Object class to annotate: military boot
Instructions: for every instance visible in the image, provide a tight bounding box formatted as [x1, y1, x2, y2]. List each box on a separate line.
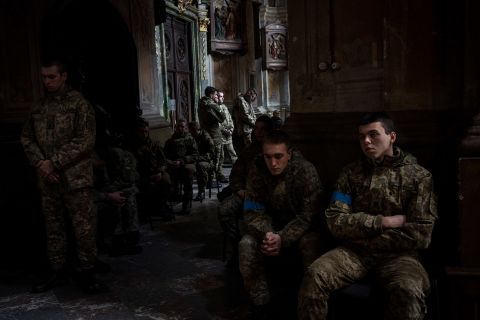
[31, 267, 69, 293]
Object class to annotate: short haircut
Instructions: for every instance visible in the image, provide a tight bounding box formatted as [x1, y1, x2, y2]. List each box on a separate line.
[263, 130, 291, 150]
[41, 59, 67, 74]
[204, 86, 217, 96]
[358, 112, 395, 134]
[255, 114, 274, 131]
[188, 121, 200, 130]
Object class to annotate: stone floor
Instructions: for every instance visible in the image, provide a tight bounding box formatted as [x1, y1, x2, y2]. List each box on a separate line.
[0, 166, 255, 320]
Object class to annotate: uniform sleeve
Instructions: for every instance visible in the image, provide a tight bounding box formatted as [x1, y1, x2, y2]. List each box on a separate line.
[325, 167, 384, 239]
[243, 171, 273, 240]
[208, 102, 226, 123]
[20, 113, 45, 167]
[362, 172, 438, 252]
[236, 98, 256, 127]
[278, 163, 322, 247]
[182, 137, 199, 164]
[229, 148, 251, 192]
[50, 100, 96, 170]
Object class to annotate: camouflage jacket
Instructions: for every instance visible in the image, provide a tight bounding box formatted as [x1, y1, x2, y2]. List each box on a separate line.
[229, 141, 262, 193]
[218, 104, 234, 144]
[21, 86, 96, 191]
[233, 94, 256, 136]
[193, 130, 215, 163]
[94, 147, 139, 203]
[132, 138, 167, 186]
[244, 150, 323, 248]
[326, 147, 437, 254]
[198, 96, 226, 143]
[164, 132, 199, 165]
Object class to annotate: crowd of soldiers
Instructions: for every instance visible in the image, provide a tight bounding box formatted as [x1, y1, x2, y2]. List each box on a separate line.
[22, 60, 437, 320]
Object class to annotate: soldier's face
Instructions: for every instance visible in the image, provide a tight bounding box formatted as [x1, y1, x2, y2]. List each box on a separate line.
[246, 90, 257, 103]
[135, 126, 149, 142]
[263, 143, 291, 175]
[358, 122, 396, 161]
[211, 91, 219, 103]
[41, 65, 67, 93]
[218, 92, 224, 104]
[254, 121, 269, 142]
[175, 121, 188, 134]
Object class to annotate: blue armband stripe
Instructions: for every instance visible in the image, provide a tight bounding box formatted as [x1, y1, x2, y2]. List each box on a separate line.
[244, 200, 265, 211]
[330, 191, 352, 206]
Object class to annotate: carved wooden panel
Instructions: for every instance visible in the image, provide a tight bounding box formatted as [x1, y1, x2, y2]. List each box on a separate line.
[165, 15, 193, 122]
[0, 0, 41, 124]
[174, 19, 190, 73]
[130, 0, 158, 115]
[288, 0, 433, 113]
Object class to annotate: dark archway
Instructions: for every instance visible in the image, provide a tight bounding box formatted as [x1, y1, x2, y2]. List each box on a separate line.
[40, 0, 141, 135]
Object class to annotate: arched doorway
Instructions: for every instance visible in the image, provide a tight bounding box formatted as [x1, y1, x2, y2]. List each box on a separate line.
[40, 0, 141, 135]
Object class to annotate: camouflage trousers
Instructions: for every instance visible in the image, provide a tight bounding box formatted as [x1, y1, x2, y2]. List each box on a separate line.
[114, 192, 140, 235]
[219, 142, 238, 167]
[298, 246, 430, 320]
[239, 232, 325, 306]
[196, 161, 213, 192]
[217, 194, 243, 242]
[169, 164, 196, 199]
[41, 186, 97, 271]
[213, 142, 224, 178]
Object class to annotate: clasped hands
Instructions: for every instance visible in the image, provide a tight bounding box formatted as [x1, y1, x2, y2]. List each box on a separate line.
[260, 231, 282, 256]
[37, 160, 59, 183]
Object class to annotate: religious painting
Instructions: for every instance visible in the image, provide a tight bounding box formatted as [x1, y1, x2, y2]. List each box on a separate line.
[209, 0, 244, 53]
[262, 23, 288, 70]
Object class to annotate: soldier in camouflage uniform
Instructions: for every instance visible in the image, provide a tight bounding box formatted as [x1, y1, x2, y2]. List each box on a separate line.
[233, 87, 257, 151]
[198, 86, 227, 183]
[239, 130, 325, 317]
[128, 118, 173, 222]
[217, 90, 238, 167]
[94, 132, 141, 256]
[217, 115, 273, 266]
[298, 112, 438, 320]
[188, 121, 214, 201]
[21, 60, 97, 293]
[164, 119, 199, 214]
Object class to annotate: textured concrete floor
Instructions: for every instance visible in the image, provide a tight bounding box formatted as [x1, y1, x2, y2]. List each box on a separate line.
[0, 166, 254, 320]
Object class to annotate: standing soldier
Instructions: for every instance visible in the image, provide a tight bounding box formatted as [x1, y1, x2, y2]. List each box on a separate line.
[198, 86, 226, 184]
[298, 112, 438, 320]
[233, 87, 257, 151]
[21, 60, 98, 293]
[217, 90, 238, 170]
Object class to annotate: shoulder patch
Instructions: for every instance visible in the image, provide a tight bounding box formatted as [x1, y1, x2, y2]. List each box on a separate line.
[330, 191, 352, 206]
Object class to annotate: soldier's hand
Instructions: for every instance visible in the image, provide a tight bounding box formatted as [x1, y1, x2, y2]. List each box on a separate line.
[108, 191, 127, 207]
[260, 232, 281, 256]
[382, 215, 406, 229]
[237, 190, 246, 199]
[151, 172, 162, 183]
[46, 172, 60, 183]
[38, 160, 55, 178]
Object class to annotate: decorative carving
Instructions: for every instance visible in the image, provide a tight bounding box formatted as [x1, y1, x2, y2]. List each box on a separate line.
[177, 37, 186, 61]
[177, 0, 194, 14]
[199, 17, 210, 32]
[262, 23, 288, 70]
[165, 34, 171, 58]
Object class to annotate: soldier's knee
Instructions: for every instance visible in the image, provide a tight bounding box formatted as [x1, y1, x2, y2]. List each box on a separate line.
[239, 234, 257, 252]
